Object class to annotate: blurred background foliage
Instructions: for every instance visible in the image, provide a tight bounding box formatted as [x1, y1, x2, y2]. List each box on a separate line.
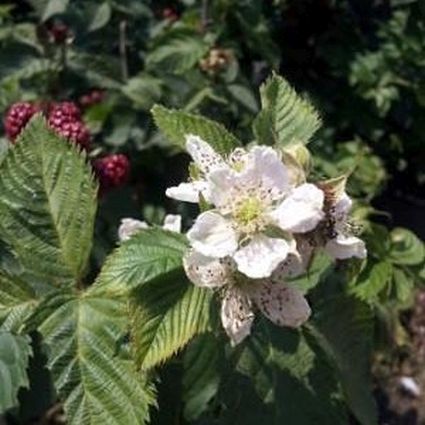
[0, 0, 424, 424]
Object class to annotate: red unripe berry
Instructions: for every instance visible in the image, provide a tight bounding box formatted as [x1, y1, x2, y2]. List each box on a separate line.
[93, 154, 130, 192]
[48, 101, 81, 120]
[4, 102, 40, 142]
[49, 22, 70, 44]
[47, 102, 90, 149]
[162, 7, 178, 22]
[79, 89, 105, 108]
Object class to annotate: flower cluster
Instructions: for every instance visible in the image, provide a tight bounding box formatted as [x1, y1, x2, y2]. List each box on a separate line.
[166, 135, 367, 345]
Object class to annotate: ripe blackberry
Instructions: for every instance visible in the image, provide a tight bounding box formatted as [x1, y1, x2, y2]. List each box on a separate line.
[4, 102, 39, 141]
[93, 154, 130, 191]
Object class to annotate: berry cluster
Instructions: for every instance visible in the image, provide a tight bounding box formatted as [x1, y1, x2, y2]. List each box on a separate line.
[3, 99, 130, 194]
[4, 102, 41, 141]
[47, 102, 90, 150]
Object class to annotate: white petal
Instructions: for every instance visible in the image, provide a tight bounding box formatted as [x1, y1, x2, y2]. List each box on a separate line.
[207, 166, 238, 210]
[221, 286, 254, 346]
[118, 218, 148, 241]
[162, 214, 182, 233]
[250, 281, 311, 328]
[165, 181, 211, 203]
[183, 250, 233, 288]
[234, 235, 289, 279]
[246, 146, 290, 197]
[187, 211, 238, 258]
[325, 234, 367, 259]
[333, 192, 353, 222]
[272, 183, 324, 233]
[186, 134, 226, 175]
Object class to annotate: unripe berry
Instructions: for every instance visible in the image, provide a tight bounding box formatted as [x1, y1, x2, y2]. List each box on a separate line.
[49, 22, 72, 44]
[93, 154, 130, 192]
[4, 102, 40, 141]
[47, 102, 90, 149]
[162, 7, 178, 22]
[79, 89, 105, 108]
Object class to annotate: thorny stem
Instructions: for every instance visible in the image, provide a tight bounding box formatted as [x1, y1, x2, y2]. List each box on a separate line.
[119, 20, 129, 81]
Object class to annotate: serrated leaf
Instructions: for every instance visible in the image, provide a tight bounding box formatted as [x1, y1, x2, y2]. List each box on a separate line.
[0, 272, 37, 332]
[253, 74, 321, 147]
[146, 30, 210, 74]
[235, 323, 347, 424]
[314, 296, 378, 425]
[0, 116, 97, 286]
[31, 291, 155, 425]
[130, 270, 212, 370]
[152, 104, 241, 155]
[183, 333, 221, 421]
[389, 228, 425, 266]
[392, 268, 414, 304]
[94, 228, 187, 297]
[351, 261, 393, 302]
[0, 332, 32, 413]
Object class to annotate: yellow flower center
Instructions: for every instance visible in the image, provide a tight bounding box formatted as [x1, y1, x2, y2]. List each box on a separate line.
[233, 197, 264, 233]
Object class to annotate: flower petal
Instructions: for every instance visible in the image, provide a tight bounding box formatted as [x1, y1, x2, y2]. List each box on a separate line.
[183, 250, 233, 288]
[271, 183, 324, 233]
[325, 234, 367, 259]
[271, 238, 314, 280]
[246, 145, 290, 197]
[221, 286, 254, 346]
[186, 134, 226, 175]
[187, 211, 238, 258]
[165, 181, 211, 203]
[250, 281, 311, 328]
[118, 218, 148, 241]
[234, 235, 290, 279]
[162, 214, 182, 233]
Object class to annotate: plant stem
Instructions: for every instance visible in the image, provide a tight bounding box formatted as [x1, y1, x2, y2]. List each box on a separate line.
[119, 20, 129, 81]
[201, 0, 209, 32]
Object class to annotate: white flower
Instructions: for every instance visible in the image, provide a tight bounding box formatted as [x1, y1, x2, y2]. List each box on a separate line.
[324, 192, 367, 259]
[118, 218, 149, 241]
[183, 249, 311, 346]
[166, 135, 226, 203]
[118, 214, 182, 241]
[185, 142, 324, 278]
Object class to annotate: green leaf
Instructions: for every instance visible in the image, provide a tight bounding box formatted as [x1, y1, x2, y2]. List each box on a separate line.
[146, 30, 210, 74]
[253, 74, 321, 147]
[88, 2, 112, 32]
[235, 323, 347, 424]
[183, 333, 221, 421]
[0, 272, 37, 332]
[0, 116, 97, 286]
[350, 261, 393, 303]
[29, 0, 70, 21]
[152, 104, 241, 155]
[392, 268, 414, 304]
[314, 296, 378, 425]
[130, 270, 212, 370]
[389, 228, 425, 266]
[0, 332, 32, 413]
[94, 228, 187, 296]
[122, 75, 163, 110]
[31, 291, 155, 425]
